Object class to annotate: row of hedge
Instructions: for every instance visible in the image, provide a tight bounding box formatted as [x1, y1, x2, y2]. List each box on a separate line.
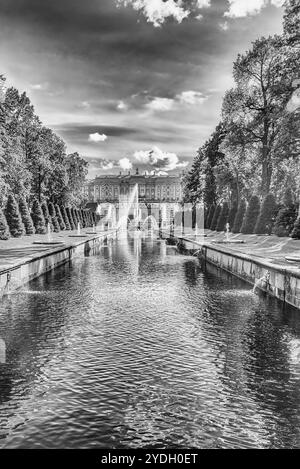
[0, 195, 96, 240]
[205, 189, 300, 239]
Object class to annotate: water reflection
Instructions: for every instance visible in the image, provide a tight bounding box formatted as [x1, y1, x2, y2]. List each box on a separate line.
[0, 236, 299, 448]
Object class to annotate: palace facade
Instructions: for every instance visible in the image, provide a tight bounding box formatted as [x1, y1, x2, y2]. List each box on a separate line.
[83, 169, 183, 204]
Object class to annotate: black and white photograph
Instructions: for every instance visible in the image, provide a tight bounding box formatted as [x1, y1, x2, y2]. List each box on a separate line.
[0, 0, 299, 457]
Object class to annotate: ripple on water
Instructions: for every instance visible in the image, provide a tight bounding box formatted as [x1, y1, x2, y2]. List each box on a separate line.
[0, 238, 300, 449]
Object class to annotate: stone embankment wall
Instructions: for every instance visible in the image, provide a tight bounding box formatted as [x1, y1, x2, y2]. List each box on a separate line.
[0, 231, 116, 297]
[175, 236, 300, 310]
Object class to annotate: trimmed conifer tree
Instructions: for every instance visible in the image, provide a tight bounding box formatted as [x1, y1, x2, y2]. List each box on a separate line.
[5, 194, 25, 237]
[41, 202, 49, 223]
[31, 199, 47, 234]
[232, 199, 246, 233]
[81, 209, 86, 228]
[206, 205, 215, 230]
[216, 202, 229, 232]
[274, 188, 297, 237]
[254, 193, 277, 235]
[61, 206, 71, 230]
[71, 208, 79, 227]
[19, 196, 35, 235]
[241, 195, 261, 234]
[76, 209, 82, 226]
[84, 210, 89, 227]
[0, 207, 10, 240]
[48, 202, 60, 232]
[66, 207, 76, 230]
[283, 187, 294, 207]
[89, 211, 93, 227]
[291, 216, 300, 239]
[210, 204, 221, 231]
[228, 201, 238, 229]
[78, 209, 83, 227]
[55, 204, 66, 231]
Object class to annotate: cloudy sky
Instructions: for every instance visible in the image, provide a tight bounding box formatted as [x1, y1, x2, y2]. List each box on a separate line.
[0, 0, 285, 177]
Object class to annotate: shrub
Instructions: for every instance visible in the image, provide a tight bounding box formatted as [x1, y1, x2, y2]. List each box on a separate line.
[241, 195, 261, 234]
[232, 199, 247, 233]
[205, 205, 215, 229]
[61, 206, 71, 230]
[48, 202, 60, 232]
[66, 207, 76, 230]
[55, 204, 66, 231]
[0, 207, 10, 240]
[5, 194, 25, 237]
[31, 199, 47, 234]
[210, 204, 221, 231]
[291, 216, 300, 239]
[216, 202, 229, 232]
[228, 201, 238, 229]
[19, 196, 35, 235]
[254, 193, 277, 235]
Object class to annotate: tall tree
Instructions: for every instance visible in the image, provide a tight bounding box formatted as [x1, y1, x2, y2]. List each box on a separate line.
[222, 36, 298, 196]
[183, 123, 226, 206]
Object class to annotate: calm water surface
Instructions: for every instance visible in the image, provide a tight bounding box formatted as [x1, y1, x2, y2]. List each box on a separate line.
[0, 236, 300, 449]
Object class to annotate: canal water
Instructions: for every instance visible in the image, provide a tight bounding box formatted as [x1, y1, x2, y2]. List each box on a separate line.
[0, 236, 300, 449]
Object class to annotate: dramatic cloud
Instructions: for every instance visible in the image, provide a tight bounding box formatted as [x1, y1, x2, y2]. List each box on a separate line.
[133, 146, 188, 171]
[88, 132, 108, 142]
[119, 157, 133, 170]
[0, 0, 284, 176]
[224, 0, 284, 18]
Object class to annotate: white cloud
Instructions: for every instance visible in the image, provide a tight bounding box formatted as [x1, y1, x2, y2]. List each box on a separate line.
[287, 89, 300, 113]
[117, 100, 128, 110]
[29, 82, 48, 91]
[219, 21, 229, 31]
[133, 146, 188, 171]
[117, 0, 211, 27]
[118, 0, 189, 27]
[145, 91, 206, 112]
[270, 0, 285, 6]
[224, 0, 284, 18]
[196, 0, 211, 7]
[88, 132, 108, 142]
[81, 101, 91, 109]
[176, 90, 207, 105]
[119, 157, 133, 170]
[145, 97, 174, 111]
